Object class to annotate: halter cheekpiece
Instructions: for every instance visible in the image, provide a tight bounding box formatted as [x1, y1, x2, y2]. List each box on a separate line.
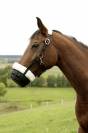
[39, 37, 51, 65]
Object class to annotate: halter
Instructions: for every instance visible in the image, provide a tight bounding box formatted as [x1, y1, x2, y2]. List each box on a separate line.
[26, 36, 51, 71]
[39, 36, 51, 65]
[12, 36, 51, 85]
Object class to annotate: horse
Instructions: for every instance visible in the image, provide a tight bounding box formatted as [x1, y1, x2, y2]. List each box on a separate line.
[11, 17, 88, 133]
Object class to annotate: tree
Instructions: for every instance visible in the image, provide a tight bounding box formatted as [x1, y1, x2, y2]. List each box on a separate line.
[0, 83, 7, 98]
[7, 79, 18, 87]
[31, 76, 46, 87]
[0, 65, 11, 86]
[47, 75, 57, 87]
[57, 75, 71, 87]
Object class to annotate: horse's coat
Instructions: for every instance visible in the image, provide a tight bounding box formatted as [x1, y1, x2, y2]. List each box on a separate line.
[11, 17, 88, 133]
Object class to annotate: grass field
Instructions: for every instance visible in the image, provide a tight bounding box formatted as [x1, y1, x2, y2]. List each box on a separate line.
[0, 87, 78, 133]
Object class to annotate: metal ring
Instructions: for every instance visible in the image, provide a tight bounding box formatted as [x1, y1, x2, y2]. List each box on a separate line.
[45, 38, 50, 46]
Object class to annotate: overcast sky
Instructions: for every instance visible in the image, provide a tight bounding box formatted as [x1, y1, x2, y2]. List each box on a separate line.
[0, 0, 88, 55]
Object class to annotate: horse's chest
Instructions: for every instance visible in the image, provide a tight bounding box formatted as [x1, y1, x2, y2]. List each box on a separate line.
[76, 100, 88, 130]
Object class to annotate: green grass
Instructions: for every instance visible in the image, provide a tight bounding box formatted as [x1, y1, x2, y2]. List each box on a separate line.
[2, 87, 75, 110]
[0, 87, 78, 133]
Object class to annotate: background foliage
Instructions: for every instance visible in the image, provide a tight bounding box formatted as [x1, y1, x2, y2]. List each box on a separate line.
[0, 66, 71, 88]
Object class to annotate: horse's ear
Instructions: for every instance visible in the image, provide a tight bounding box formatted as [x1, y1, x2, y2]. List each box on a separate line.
[36, 17, 48, 36]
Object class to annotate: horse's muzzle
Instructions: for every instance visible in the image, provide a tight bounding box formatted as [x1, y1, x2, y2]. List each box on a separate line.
[11, 62, 36, 87]
[11, 69, 30, 87]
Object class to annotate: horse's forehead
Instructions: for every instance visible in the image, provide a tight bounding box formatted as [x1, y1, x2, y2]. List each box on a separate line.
[31, 32, 45, 42]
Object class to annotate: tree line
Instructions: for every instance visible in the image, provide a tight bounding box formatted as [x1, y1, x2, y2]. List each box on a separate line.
[0, 66, 71, 88]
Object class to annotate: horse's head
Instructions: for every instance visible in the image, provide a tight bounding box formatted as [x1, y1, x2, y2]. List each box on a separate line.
[11, 17, 58, 87]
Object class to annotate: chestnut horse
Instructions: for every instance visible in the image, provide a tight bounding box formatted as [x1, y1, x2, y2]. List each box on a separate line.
[11, 17, 88, 133]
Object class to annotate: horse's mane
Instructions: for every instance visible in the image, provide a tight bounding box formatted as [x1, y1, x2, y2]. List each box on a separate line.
[53, 30, 88, 49]
[69, 36, 88, 49]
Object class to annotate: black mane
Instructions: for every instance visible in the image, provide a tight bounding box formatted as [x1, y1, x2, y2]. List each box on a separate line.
[70, 36, 88, 49]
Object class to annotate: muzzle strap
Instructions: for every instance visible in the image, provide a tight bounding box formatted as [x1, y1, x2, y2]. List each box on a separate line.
[12, 62, 35, 82]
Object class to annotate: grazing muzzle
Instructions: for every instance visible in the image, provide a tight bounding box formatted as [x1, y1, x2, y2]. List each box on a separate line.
[11, 62, 35, 87]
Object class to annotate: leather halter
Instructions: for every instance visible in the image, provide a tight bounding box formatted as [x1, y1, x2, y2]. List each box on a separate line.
[24, 36, 51, 75]
[11, 35, 51, 86]
[39, 36, 51, 65]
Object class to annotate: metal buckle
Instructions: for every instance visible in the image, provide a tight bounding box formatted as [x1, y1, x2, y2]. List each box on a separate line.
[45, 38, 50, 46]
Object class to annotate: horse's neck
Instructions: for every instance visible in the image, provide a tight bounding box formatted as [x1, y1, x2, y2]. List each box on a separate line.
[53, 32, 88, 99]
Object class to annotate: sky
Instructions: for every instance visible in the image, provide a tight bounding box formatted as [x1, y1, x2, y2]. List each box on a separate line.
[0, 0, 88, 55]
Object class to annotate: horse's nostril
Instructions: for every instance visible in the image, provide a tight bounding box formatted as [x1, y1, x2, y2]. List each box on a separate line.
[11, 69, 30, 87]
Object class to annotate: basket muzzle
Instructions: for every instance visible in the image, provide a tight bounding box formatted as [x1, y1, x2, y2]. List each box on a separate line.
[11, 62, 36, 87]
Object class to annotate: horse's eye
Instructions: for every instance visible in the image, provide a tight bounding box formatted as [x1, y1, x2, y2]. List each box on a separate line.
[32, 44, 39, 48]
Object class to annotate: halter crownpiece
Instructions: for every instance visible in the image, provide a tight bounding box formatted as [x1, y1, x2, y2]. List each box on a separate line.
[39, 37, 51, 65]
